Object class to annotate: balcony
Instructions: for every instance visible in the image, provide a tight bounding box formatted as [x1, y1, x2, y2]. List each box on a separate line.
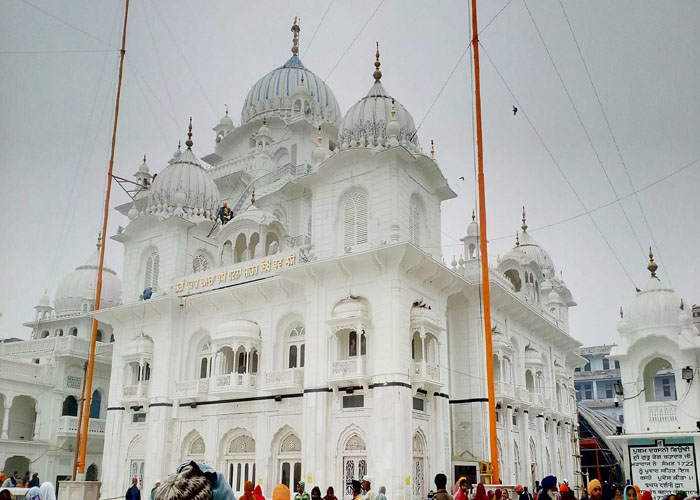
[209, 373, 257, 395]
[174, 379, 210, 399]
[0, 336, 113, 363]
[329, 357, 369, 388]
[122, 382, 150, 400]
[263, 368, 304, 392]
[495, 381, 515, 399]
[0, 359, 53, 385]
[647, 402, 679, 432]
[57, 416, 106, 437]
[411, 361, 443, 392]
[518, 388, 533, 404]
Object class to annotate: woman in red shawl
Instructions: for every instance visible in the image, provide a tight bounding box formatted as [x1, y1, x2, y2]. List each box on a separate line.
[475, 484, 490, 500]
[254, 484, 266, 500]
[495, 489, 503, 500]
[243, 481, 256, 500]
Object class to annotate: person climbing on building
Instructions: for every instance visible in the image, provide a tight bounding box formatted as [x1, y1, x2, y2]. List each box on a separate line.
[143, 286, 153, 300]
[218, 203, 232, 225]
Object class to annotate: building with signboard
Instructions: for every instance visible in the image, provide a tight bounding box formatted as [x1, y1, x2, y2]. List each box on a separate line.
[608, 255, 700, 499]
[96, 21, 584, 500]
[0, 247, 118, 487]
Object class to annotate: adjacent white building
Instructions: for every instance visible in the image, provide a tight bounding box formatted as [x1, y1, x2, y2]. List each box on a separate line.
[609, 254, 700, 498]
[0, 247, 120, 487]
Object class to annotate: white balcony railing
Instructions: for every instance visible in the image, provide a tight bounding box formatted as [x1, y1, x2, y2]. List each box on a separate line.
[518, 388, 533, 403]
[331, 357, 368, 378]
[0, 336, 113, 362]
[57, 416, 106, 436]
[0, 359, 53, 385]
[174, 379, 209, 398]
[122, 382, 150, 399]
[209, 373, 257, 393]
[648, 402, 678, 428]
[264, 368, 304, 390]
[412, 362, 441, 383]
[495, 381, 515, 398]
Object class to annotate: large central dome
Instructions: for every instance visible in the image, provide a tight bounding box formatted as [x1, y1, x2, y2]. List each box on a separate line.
[240, 20, 341, 127]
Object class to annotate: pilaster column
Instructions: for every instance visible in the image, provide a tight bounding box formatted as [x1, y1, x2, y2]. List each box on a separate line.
[522, 410, 531, 484]
[1, 402, 10, 439]
[33, 404, 41, 440]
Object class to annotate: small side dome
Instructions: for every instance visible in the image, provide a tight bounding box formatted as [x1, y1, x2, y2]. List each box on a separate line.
[38, 290, 51, 307]
[126, 332, 154, 357]
[524, 345, 543, 365]
[214, 320, 261, 341]
[148, 120, 220, 220]
[338, 44, 419, 149]
[498, 208, 556, 278]
[332, 297, 370, 319]
[467, 216, 478, 237]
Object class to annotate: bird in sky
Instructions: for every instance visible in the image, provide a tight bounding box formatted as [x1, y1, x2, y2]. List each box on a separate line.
[513, 106, 518, 116]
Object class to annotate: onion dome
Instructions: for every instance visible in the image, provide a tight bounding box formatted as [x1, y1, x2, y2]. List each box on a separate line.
[148, 119, 220, 220]
[621, 249, 682, 332]
[54, 245, 121, 317]
[230, 202, 280, 226]
[338, 43, 419, 149]
[240, 18, 341, 127]
[499, 207, 555, 278]
[214, 106, 235, 144]
[332, 297, 370, 319]
[38, 290, 50, 307]
[467, 210, 478, 237]
[312, 126, 327, 164]
[214, 319, 261, 341]
[125, 332, 154, 357]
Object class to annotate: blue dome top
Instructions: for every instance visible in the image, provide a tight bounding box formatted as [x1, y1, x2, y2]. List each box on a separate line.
[241, 55, 342, 127]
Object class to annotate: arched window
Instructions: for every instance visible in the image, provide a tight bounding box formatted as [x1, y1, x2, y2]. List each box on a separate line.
[222, 241, 233, 265]
[110, 333, 115, 342]
[56, 328, 64, 337]
[251, 350, 259, 374]
[343, 191, 368, 249]
[89, 390, 102, 419]
[199, 342, 212, 379]
[69, 327, 78, 336]
[41, 330, 50, 339]
[144, 251, 160, 291]
[193, 253, 210, 273]
[287, 326, 305, 368]
[348, 330, 366, 357]
[96, 330, 103, 342]
[234, 234, 247, 263]
[504, 269, 522, 292]
[139, 362, 151, 382]
[643, 357, 677, 401]
[409, 196, 421, 246]
[62, 396, 78, 417]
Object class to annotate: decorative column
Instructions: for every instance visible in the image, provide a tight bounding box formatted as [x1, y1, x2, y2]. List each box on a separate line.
[33, 403, 41, 441]
[1, 401, 10, 439]
[522, 410, 531, 484]
[505, 406, 515, 482]
[357, 322, 364, 375]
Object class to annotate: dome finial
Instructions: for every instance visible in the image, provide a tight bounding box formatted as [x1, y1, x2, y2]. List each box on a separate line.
[185, 117, 194, 149]
[619, 306, 624, 318]
[317, 125, 322, 145]
[178, 140, 181, 151]
[515, 231, 520, 247]
[373, 42, 382, 81]
[291, 16, 300, 55]
[472, 209, 476, 222]
[96, 231, 102, 249]
[251, 190, 256, 205]
[647, 246, 658, 277]
[430, 139, 435, 158]
[225, 104, 229, 116]
[521, 205, 528, 231]
[391, 98, 396, 119]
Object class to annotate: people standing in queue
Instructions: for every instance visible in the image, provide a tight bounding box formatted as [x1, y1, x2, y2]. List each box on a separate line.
[295, 481, 310, 500]
[362, 476, 375, 500]
[323, 487, 338, 500]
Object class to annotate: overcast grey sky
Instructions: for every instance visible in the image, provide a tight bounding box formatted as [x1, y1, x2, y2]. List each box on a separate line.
[1, 0, 699, 345]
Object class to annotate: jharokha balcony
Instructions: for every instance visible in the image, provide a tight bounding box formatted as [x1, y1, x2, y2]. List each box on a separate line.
[411, 361, 443, 393]
[209, 372, 257, 395]
[263, 368, 304, 393]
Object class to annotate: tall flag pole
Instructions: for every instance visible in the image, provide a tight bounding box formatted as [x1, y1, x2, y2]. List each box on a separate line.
[470, 0, 500, 483]
[77, 0, 130, 477]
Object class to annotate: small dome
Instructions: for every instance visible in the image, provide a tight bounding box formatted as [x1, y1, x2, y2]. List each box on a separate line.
[623, 276, 682, 332]
[467, 214, 478, 237]
[126, 332, 153, 357]
[54, 250, 121, 317]
[219, 113, 234, 128]
[148, 146, 220, 219]
[499, 211, 556, 278]
[524, 346, 543, 365]
[138, 159, 149, 174]
[241, 55, 341, 128]
[38, 291, 50, 307]
[231, 203, 280, 226]
[128, 205, 139, 221]
[332, 297, 370, 319]
[338, 81, 419, 148]
[214, 320, 261, 341]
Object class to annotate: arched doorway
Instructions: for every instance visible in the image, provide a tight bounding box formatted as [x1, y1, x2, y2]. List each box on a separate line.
[277, 432, 302, 492]
[412, 432, 427, 500]
[3, 456, 30, 479]
[86, 463, 99, 481]
[9, 395, 37, 440]
[224, 434, 256, 496]
[341, 434, 367, 500]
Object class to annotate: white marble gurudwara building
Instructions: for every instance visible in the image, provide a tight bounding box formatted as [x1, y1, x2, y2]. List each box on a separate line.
[96, 20, 584, 500]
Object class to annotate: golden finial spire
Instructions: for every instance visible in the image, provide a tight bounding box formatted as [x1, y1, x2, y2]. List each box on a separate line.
[515, 232, 520, 247]
[647, 246, 658, 277]
[251, 190, 256, 205]
[472, 209, 476, 222]
[177, 140, 181, 151]
[373, 42, 382, 81]
[391, 98, 396, 119]
[317, 126, 322, 145]
[291, 16, 300, 55]
[185, 117, 193, 148]
[143, 154, 147, 163]
[680, 298, 685, 310]
[430, 139, 435, 157]
[619, 306, 624, 319]
[225, 104, 229, 116]
[96, 232, 102, 249]
[521, 206, 528, 231]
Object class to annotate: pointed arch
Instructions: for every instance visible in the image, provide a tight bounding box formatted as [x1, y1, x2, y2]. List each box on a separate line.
[181, 429, 207, 460]
[271, 424, 302, 493]
[412, 428, 428, 500]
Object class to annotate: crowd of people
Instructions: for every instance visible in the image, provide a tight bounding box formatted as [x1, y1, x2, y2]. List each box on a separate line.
[0, 470, 56, 500]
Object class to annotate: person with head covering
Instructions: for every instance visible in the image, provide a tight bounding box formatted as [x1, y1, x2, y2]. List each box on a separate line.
[352, 481, 364, 500]
[127, 477, 141, 500]
[24, 488, 41, 500]
[273, 484, 291, 500]
[455, 478, 470, 500]
[495, 489, 503, 500]
[243, 482, 256, 500]
[474, 484, 489, 500]
[362, 476, 375, 500]
[28, 473, 39, 489]
[151, 481, 162, 500]
[677, 492, 687, 500]
[587, 481, 602, 500]
[295, 482, 310, 500]
[488, 492, 495, 500]
[311, 487, 322, 500]
[539, 477, 558, 500]
[633, 487, 641, 500]
[323, 487, 337, 500]
[156, 462, 235, 500]
[254, 485, 266, 500]
[432, 474, 453, 500]
[515, 485, 527, 500]
[0, 490, 14, 500]
[623, 486, 637, 500]
[641, 492, 652, 500]
[376, 486, 387, 500]
[39, 482, 56, 500]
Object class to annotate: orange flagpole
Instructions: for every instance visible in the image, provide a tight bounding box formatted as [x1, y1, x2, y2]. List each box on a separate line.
[470, 0, 500, 483]
[78, 0, 130, 476]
